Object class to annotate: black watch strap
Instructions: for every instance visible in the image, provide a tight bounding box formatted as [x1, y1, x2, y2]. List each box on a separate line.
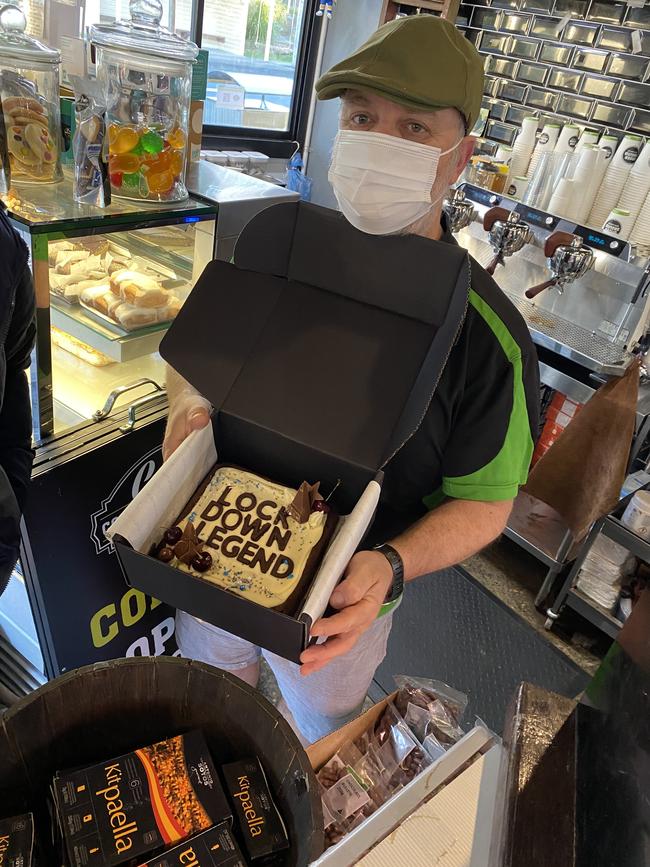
[374, 543, 405, 603]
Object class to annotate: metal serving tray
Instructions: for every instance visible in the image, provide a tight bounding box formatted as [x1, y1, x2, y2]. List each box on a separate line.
[618, 82, 650, 107]
[631, 109, 650, 136]
[554, 0, 588, 18]
[502, 12, 531, 32]
[499, 80, 529, 102]
[486, 55, 519, 76]
[472, 7, 503, 29]
[596, 26, 631, 53]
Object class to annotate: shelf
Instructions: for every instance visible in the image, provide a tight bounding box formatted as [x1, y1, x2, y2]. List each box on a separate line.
[566, 588, 621, 639]
[601, 515, 650, 563]
[4, 175, 217, 235]
[50, 301, 170, 363]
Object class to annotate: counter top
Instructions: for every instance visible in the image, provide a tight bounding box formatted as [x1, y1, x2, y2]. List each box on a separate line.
[187, 160, 298, 205]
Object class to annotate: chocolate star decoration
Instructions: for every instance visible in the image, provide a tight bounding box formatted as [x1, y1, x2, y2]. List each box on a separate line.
[173, 521, 204, 565]
[287, 481, 322, 524]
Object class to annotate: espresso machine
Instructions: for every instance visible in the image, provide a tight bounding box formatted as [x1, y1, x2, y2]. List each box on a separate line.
[445, 183, 650, 592]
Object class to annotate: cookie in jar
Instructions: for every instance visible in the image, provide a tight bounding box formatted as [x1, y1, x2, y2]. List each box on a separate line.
[0, 6, 62, 184]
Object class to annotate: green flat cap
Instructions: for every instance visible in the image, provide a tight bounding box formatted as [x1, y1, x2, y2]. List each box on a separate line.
[316, 15, 484, 131]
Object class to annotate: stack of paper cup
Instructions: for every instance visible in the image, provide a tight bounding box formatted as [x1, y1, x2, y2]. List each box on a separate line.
[588, 135, 643, 228]
[572, 146, 601, 222]
[575, 129, 601, 154]
[602, 208, 634, 240]
[630, 188, 650, 254]
[548, 177, 577, 219]
[617, 140, 650, 226]
[597, 134, 619, 163]
[555, 124, 580, 155]
[527, 123, 562, 181]
[508, 116, 538, 179]
[495, 145, 513, 165]
[506, 175, 530, 199]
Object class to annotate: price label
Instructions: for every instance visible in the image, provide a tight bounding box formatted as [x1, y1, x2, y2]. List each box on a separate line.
[463, 184, 501, 208]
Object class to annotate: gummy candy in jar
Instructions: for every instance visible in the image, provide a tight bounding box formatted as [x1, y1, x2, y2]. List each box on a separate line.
[90, 0, 198, 202]
[0, 5, 63, 184]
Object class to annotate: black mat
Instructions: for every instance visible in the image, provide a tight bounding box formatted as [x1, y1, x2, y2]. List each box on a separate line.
[370, 566, 590, 734]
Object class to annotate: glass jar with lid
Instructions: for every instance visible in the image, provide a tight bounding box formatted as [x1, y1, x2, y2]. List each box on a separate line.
[0, 4, 62, 185]
[91, 0, 198, 203]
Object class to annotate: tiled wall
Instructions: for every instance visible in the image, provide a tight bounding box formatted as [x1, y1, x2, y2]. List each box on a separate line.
[457, 0, 650, 148]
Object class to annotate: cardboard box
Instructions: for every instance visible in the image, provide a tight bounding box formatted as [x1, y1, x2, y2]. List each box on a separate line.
[53, 731, 231, 867]
[305, 696, 497, 867]
[0, 813, 34, 866]
[108, 201, 471, 663]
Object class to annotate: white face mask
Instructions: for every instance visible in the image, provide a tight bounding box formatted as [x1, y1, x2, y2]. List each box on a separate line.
[328, 129, 463, 235]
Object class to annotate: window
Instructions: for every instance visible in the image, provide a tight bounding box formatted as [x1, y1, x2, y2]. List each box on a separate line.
[199, 0, 311, 134]
[83, 0, 194, 39]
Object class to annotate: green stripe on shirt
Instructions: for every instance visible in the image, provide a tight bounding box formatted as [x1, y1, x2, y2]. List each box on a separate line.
[439, 288, 534, 503]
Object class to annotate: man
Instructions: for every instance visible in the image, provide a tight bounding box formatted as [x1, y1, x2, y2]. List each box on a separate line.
[0, 205, 35, 600]
[164, 15, 539, 743]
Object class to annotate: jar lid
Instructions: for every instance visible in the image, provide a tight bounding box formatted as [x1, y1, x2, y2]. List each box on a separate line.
[0, 5, 60, 64]
[90, 0, 198, 62]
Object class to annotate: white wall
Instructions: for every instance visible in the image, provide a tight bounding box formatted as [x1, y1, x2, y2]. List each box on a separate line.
[306, 0, 383, 208]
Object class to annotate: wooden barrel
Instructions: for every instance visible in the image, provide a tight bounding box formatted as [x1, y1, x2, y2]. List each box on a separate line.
[0, 656, 323, 865]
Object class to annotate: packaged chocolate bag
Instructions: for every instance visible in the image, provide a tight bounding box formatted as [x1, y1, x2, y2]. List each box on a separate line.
[393, 675, 467, 754]
[0, 813, 34, 866]
[221, 757, 289, 864]
[137, 823, 246, 867]
[53, 730, 231, 867]
[318, 700, 433, 851]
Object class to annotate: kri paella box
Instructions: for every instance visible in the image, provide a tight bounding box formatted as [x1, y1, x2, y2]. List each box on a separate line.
[51, 730, 231, 867]
[0, 812, 35, 866]
[222, 757, 289, 864]
[108, 201, 470, 664]
[136, 823, 246, 867]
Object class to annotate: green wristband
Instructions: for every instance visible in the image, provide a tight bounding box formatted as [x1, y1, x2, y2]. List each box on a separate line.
[377, 593, 403, 618]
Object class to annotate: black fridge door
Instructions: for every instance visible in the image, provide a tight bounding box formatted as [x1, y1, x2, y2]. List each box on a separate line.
[21, 396, 178, 677]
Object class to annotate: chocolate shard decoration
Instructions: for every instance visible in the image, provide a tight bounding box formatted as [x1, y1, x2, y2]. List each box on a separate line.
[287, 481, 321, 524]
[173, 521, 203, 565]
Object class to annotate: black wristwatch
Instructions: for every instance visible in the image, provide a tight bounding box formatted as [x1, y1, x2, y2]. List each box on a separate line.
[374, 543, 405, 607]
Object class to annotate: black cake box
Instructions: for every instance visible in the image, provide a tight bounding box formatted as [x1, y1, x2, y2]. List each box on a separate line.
[108, 202, 470, 663]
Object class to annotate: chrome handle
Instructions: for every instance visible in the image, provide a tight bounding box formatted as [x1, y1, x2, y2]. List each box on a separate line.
[119, 390, 168, 434]
[93, 378, 163, 422]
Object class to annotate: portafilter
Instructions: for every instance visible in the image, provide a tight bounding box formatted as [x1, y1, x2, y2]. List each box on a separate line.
[442, 187, 477, 234]
[526, 233, 595, 299]
[483, 207, 532, 276]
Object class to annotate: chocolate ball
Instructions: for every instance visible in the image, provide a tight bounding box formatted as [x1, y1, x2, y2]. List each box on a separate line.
[191, 552, 212, 572]
[164, 526, 183, 545]
[158, 546, 174, 563]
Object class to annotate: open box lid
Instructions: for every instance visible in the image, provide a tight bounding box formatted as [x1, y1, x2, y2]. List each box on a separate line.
[161, 201, 470, 471]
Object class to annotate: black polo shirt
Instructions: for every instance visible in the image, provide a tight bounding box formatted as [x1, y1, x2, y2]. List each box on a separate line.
[370, 219, 540, 542]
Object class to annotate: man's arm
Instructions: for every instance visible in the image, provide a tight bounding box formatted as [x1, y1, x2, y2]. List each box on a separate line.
[163, 366, 211, 461]
[299, 497, 511, 675]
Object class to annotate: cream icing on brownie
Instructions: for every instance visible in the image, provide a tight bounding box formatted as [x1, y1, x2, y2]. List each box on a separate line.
[176, 466, 331, 609]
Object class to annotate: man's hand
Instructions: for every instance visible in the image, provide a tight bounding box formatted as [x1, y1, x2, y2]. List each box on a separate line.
[299, 550, 393, 676]
[163, 391, 211, 461]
